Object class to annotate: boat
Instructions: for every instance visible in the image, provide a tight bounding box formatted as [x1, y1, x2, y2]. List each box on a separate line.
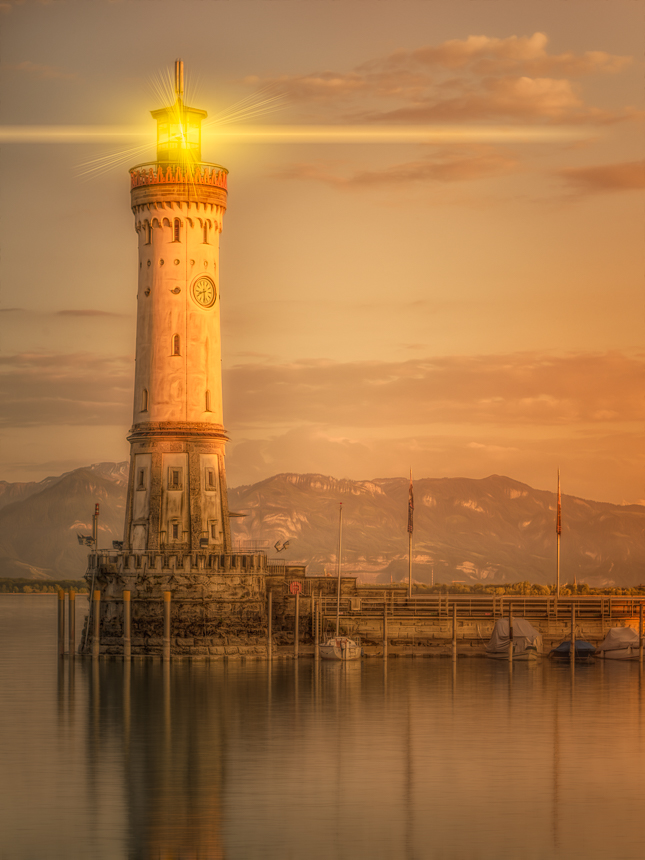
[485, 617, 543, 661]
[319, 636, 362, 661]
[320, 502, 361, 662]
[549, 640, 596, 664]
[595, 627, 641, 661]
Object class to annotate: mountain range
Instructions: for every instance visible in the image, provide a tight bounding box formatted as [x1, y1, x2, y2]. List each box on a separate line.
[0, 464, 643, 586]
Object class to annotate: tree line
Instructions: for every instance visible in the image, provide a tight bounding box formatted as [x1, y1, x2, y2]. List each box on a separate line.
[0, 579, 89, 594]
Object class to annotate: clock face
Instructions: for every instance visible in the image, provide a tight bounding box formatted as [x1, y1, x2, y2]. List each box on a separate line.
[191, 276, 217, 308]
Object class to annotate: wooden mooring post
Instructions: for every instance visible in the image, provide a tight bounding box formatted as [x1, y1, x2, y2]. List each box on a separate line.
[68, 590, 75, 658]
[92, 590, 101, 659]
[267, 590, 273, 661]
[383, 602, 388, 661]
[294, 591, 300, 659]
[57, 590, 65, 657]
[163, 592, 171, 662]
[314, 596, 320, 661]
[123, 591, 131, 661]
[452, 602, 457, 661]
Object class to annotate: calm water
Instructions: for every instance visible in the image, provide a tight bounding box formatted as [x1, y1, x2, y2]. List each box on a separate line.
[1, 596, 644, 860]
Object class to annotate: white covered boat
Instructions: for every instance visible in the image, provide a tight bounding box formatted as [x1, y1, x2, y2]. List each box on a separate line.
[485, 617, 543, 661]
[319, 636, 362, 661]
[596, 627, 641, 661]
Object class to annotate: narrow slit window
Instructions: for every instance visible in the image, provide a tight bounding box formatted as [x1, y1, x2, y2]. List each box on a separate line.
[203, 222, 209, 244]
[142, 389, 149, 412]
[206, 468, 216, 489]
[210, 523, 217, 539]
[137, 469, 146, 490]
[145, 223, 151, 244]
[171, 523, 179, 541]
[172, 334, 180, 356]
[205, 389, 211, 411]
[173, 219, 181, 242]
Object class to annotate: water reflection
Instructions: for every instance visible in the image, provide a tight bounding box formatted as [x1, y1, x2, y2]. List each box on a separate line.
[45, 657, 645, 860]
[2, 596, 644, 860]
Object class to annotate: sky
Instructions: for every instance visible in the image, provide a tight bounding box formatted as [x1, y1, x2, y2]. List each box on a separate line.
[0, 0, 643, 504]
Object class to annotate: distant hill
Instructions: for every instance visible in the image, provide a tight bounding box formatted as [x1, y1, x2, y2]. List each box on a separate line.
[0, 463, 128, 579]
[228, 473, 645, 587]
[0, 465, 643, 586]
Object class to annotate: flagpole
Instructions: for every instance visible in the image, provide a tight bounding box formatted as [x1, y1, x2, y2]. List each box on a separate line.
[408, 530, 412, 600]
[335, 502, 343, 637]
[556, 468, 561, 597]
[408, 470, 413, 600]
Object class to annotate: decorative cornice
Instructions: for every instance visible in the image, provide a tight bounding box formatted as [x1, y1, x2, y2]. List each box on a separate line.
[127, 422, 229, 443]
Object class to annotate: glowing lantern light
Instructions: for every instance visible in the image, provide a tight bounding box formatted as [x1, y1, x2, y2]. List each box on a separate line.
[151, 59, 206, 164]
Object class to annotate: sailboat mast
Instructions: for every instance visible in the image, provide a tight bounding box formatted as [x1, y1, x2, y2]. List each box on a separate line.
[335, 502, 343, 636]
[556, 467, 561, 597]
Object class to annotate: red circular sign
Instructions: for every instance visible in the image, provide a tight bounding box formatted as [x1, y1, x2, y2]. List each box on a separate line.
[289, 581, 302, 595]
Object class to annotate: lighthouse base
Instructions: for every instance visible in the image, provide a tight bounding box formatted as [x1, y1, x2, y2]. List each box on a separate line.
[80, 551, 280, 658]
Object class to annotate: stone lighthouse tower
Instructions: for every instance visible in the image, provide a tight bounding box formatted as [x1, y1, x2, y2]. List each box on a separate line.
[123, 60, 231, 555]
[79, 61, 288, 659]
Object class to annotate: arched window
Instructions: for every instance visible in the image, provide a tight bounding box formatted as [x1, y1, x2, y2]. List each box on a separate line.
[172, 334, 180, 356]
[142, 389, 149, 412]
[173, 219, 181, 242]
[203, 222, 209, 244]
[205, 389, 211, 411]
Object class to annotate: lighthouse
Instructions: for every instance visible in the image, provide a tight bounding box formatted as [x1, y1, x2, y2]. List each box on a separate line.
[123, 60, 231, 554]
[80, 62, 309, 659]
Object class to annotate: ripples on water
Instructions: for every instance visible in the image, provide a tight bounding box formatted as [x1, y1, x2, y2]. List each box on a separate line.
[1, 595, 643, 860]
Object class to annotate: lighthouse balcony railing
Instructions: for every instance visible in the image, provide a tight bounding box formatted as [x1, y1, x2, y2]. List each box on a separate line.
[87, 549, 273, 575]
[129, 161, 228, 190]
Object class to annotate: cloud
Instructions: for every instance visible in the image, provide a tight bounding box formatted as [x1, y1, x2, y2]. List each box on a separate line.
[56, 309, 126, 317]
[225, 425, 645, 506]
[362, 33, 631, 78]
[279, 147, 518, 189]
[258, 33, 633, 126]
[223, 351, 645, 430]
[0, 352, 132, 427]
[2, 60, 75, 79]
[557, 160, 645, 194]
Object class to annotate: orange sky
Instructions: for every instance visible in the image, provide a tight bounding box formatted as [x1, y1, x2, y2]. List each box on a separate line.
[0, 1, 643, 504]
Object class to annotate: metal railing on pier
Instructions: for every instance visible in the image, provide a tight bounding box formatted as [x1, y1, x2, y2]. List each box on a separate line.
[315, 594, 645, 622]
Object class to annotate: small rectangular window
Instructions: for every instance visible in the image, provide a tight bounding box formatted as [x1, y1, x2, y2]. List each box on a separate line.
[168, 468, 182, 489]
[171, 523, 179, 541]
[206, 468, 216, 490]
[137, 469, 146, 490]
[211, 523, 217, 539]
